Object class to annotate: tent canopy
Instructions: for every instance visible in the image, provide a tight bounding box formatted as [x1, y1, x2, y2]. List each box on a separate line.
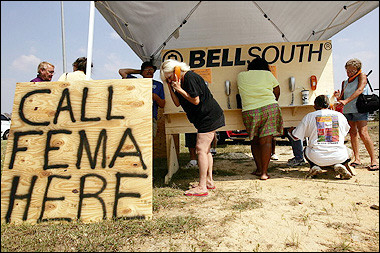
[95, 1, 379, 67]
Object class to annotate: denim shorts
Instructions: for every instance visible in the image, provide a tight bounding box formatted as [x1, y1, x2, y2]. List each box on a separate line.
[343, 112, 368, 122]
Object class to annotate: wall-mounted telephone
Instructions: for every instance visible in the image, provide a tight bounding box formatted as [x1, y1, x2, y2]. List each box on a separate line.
[289, 76, 295, 105]
[289, 76, 295, 92]
[310, 75, 317, 90]
[225, 80, 231, 109]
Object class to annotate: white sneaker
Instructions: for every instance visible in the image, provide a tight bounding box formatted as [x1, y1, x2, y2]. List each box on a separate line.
[306, 165, 323, 178]
[334, 164, 352, 179]
[210, 148, 217, 155]
[184, 160, 198, 169]
[271, 154, 279, 160]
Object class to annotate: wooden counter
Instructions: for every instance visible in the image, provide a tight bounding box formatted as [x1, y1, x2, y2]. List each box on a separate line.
[163, 104, 315, 183]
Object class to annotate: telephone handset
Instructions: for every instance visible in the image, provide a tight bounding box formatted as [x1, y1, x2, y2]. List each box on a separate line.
[310, 75, 317, 90]
[174, 66, 181, 81]
[289, 76, 295, 105]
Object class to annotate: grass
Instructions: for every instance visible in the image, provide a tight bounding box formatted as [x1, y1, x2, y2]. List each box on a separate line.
[1, 215, 204, 252]
[1, 120, 379, 251]
[284, 230, 300, 248]
[0, 135, 244, 251]
[1, 138, 205, 251]
[231, 198, 263, 211]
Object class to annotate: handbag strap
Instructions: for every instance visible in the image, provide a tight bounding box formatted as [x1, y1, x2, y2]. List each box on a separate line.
[366, 70, 374, 93]
[341, 80, 349, 100]
[341, 70, 374, 98]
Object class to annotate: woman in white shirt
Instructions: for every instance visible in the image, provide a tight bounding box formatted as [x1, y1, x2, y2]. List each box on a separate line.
[58, 57, 93, 81]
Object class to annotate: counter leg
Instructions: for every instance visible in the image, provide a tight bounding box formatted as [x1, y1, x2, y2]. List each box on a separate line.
[165, 134, 179, 184]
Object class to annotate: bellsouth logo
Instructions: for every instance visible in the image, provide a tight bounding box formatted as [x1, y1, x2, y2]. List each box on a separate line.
[162, 50, 183, 62]
[162, 42, 331, 68]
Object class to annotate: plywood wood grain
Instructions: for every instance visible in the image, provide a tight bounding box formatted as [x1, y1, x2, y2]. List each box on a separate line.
[1, 79, 152, 224]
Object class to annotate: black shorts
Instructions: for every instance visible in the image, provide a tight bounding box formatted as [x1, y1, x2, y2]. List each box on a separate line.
[185, 133, 197, 148]
[196, 113, 225, 133]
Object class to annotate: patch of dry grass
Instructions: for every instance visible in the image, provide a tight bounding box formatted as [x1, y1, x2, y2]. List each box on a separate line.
[1, 121, 379, 252]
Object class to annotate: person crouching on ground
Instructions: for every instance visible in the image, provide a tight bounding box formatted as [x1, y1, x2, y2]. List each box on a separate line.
[288, 95, 354, 179]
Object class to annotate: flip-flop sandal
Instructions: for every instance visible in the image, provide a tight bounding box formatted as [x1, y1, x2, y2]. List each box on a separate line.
[349, 162, 361, 168]
[367, 165, 379, 171]
[184, 190, 208, 197]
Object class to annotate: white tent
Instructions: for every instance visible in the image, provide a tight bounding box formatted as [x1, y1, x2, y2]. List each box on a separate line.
[95, 1, 378, 67]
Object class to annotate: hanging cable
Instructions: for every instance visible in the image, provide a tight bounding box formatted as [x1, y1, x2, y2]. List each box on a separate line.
[150, 1, 202, 61]
[307, 1, 364, 41]
[252, 1, 289, 42]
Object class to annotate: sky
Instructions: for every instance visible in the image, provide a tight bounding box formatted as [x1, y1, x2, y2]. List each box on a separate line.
[1, 1, 379, 115]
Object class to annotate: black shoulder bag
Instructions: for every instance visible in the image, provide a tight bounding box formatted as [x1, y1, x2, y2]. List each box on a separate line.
[356, 70, 379, 113]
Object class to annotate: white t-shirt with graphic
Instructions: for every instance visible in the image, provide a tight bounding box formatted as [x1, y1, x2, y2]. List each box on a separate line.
[292, 109, 350, 166]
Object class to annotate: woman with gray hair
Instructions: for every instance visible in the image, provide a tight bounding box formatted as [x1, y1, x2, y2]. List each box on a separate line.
[333, 58, 378, 171]
[160, 59, 225, 196]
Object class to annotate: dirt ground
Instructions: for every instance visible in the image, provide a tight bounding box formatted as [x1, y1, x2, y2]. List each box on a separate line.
[150, 122, 379, 252]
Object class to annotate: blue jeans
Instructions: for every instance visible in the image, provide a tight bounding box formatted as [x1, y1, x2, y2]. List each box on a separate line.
[290, 138, 304, 160]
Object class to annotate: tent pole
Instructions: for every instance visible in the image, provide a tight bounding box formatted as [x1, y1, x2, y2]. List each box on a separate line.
[60, 1, 67, 73]
[86, 1, 95, 80]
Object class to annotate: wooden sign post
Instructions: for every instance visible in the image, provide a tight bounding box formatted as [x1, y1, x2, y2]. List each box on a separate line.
[1, 79, 152, 224]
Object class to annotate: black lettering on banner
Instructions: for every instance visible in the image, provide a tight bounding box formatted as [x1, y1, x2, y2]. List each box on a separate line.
[113, 172, 148, 219]
[76, 129, 107, 169]
[296, 44, 309, 62]
[5, 175, 38, 223]
[44, 130, 72, 170]
[234, 48, 246, 66]
[280, 45, 295, 63]
[248, 46, 261, 59]
[308, 43, 323, 62]
[189, 50, 206, 68]
[107, 86, 124, 120]
[38, 175, 72, 223]
[19, 89, 51, 126]
[221, 49, 234, 66]
[206, 49, 221, 67]
[9, 131, 44, 169]
[262, 46, 279, 64]
[78, 174, 107, 220]
[54, 88, 76, 124]
[109, 128, 147, 170]
[81, 87, 101, 122]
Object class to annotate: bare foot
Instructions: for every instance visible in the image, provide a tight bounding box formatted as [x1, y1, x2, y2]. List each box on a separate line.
[184, 186, 208, 196]
[251, 170, 262, 176]
[190, 183, 215, 190]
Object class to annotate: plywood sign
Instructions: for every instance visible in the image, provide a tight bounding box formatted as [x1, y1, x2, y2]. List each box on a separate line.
[161, 40, 334, 113]
[1, 79, 152, 224]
